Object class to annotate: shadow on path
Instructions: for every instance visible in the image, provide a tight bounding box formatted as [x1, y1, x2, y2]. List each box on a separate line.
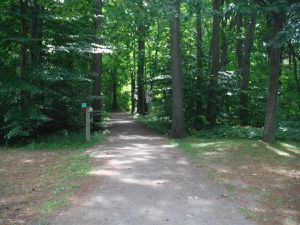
[48, 113, 255, 225]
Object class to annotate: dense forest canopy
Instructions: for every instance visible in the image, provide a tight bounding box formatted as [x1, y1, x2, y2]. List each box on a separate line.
[0, 0, 299, 143]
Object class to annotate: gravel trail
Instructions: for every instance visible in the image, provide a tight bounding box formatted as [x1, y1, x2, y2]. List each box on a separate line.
[48, 113, 255, 225]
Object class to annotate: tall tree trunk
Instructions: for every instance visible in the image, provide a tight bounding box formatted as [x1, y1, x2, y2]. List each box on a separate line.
[150, 20, 160, 91]
[137, 25, 147, 115]
[287, 43, 300, 95]
[20, 0, 30, 109]
[220, 8, 235, 70]
[263, 13, 284, 142]
[170, 0, 185, 138]
[112, 68, 118, 111]
[31, 0, 44, 105]
[240, 13, 256, 126]
[236, 13, 243, 75]
[195, 1, 203, 130]
[92, 0, 103, 130]
[30, 0, 43, 66]
[131, 50, 136, 114]
[207, 0, 221, 127]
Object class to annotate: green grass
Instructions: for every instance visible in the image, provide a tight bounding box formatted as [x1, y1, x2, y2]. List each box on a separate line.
[40, 197, 68, 215]
[37, 149, 92, 219]
[274, 197, 284, 207]
[196, 125, 300, 142]
[239, 206, 258, 219]
[173, 137, 300, 165]
[17, 130, 108, 151]
[173, 137, 300, 223]
[0, 128, 107, 223]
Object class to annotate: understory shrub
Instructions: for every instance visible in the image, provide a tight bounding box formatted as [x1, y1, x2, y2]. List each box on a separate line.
[196, 125, 300, 142]
[137, 114, 171, 135]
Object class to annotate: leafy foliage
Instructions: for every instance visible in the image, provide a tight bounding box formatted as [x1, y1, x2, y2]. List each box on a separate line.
[0, 0, 299, 143]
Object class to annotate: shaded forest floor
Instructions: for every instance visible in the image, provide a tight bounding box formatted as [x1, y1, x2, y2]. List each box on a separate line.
[0, 119, 299, 225]
[0, 131, 105, 225]
[175, 138, 300, 225]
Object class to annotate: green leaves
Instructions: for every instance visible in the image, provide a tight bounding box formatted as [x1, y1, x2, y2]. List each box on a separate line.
[3, 105, 52, 140]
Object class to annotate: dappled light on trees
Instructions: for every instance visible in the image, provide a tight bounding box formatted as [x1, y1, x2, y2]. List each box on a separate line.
[0, 0, 299, 143]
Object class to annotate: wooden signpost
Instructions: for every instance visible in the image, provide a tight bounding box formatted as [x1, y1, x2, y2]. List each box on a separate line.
[82, 103, 92, 141]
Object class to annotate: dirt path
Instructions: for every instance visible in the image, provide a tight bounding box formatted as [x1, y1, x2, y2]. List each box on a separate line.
[48, 113, 255, 225]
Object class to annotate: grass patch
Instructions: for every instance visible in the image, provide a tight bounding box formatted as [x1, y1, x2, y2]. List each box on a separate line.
[40, 197, 68, 215]
[195, 125, 300, 142]
[23, 130, 108, 151]
[175, 137, 300, 164]
[0, 128, 106, 224]
[239, 206, 258, 219]
[174, 137, 300, 225]
[274, 197, 284, 207]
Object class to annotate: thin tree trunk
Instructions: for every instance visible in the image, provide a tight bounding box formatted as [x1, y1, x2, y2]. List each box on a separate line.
[137, 25, 147, 115]
[131, 50, 136, 114]
[220, 9, 235, 69]
[236, 13, 243, 75]
[92, 0, 103, 130]
[195, 1, 203, 130]
[263, 13, 284, 142]
[287, 43, 300, 95]
[150, 20, 160, 91]
[112, 68, 118, 111]
[20, 0, 30, 109]
[30, 0, 43, 66]
[240, 13, 256, 126]
[31, 0, 44, 105]
[293, 55, 300, 95]
[207, 0, 221, 127]
[170, 0, 185, 138]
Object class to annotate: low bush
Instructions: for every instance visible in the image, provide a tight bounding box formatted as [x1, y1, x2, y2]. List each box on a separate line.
[196, 125, 300, 142]
[137, 114, 171, 135]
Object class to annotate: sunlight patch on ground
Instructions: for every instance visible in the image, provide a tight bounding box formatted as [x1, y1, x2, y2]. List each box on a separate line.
[263, 166, 299, 178]
[280, 143, 300, 155]
[88, 169, 120, 176]
[203, 151, 222, 156]
[266, 145, 294, 158]
[117, 135, 162, 141]
[119, 177, 169, 187]
[22, 159, 34, 163]
[190, 142, 223, 148]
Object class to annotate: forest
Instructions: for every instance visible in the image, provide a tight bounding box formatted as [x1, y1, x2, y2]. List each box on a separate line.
[0, 0, 300, 224]
[0, 0, 299, 144]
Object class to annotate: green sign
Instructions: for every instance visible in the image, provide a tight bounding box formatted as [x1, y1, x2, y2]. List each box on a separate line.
[81, 103, 87, 108]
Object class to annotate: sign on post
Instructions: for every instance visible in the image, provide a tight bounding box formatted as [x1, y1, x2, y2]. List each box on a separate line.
[82, 103, 92, 141]
[81, 103, 87, 110]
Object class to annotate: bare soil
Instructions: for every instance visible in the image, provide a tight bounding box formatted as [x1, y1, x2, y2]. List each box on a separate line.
[196, 142, 300, 225]
[0, 150, 91, 224]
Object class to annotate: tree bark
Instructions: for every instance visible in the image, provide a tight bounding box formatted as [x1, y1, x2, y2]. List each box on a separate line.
[150, 20, 160, 92]
[131, 50, 136, 114]
[19, 0, 30, 109]
[239, 13, 256, 126]
[92, 0, 103, 130]
[195, 1, 203, 130]
[263, 13, 284, 142]
[207, 0, 221, 127]
[170, 0, 185, 138]
[112, 68, 118, 111]
[287, 43, 300, 95]
[30, 0, 43, 66]
[137, 25, 147, 115]
[236, 13, 243, 75]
